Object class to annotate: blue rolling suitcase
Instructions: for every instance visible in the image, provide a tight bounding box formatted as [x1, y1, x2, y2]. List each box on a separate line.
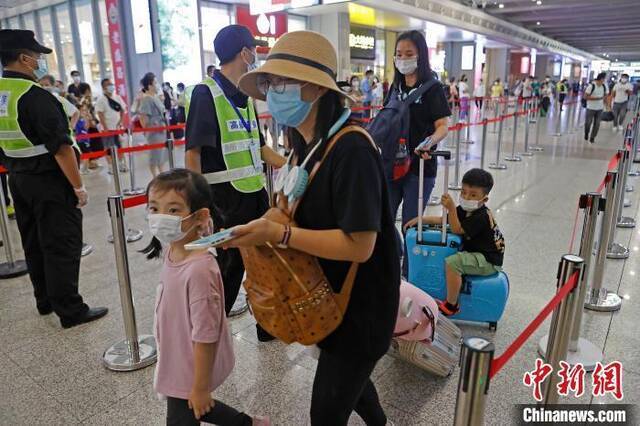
[406, 152, 509, 330]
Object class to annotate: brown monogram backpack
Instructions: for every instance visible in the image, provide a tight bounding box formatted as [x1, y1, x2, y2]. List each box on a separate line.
[239, 126, 376, 345]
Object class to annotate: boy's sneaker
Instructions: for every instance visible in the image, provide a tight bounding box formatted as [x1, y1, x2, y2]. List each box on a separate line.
[436, 299, 460, 316]
[589, 138, 595, 144]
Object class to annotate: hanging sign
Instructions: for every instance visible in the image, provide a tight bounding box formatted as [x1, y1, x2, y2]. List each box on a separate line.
[350, 26, 375, 60]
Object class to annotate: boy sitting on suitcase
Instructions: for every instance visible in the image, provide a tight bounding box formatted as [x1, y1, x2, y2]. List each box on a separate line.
[405, 168, 505, 316]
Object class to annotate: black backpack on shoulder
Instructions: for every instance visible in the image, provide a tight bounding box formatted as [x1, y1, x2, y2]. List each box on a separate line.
[366, 78, 439, 179]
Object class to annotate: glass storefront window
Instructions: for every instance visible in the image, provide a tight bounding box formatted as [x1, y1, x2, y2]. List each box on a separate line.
[38, 10, 59, 79]
[287, 15, 306, 32]
[22, 12, 36, 34]
[55, 3, 77, 82]
[99, 0, 113, 81]
[8, 16, 20, 29]
[76, 0, 101, 91]
[200, 1, 231, 68]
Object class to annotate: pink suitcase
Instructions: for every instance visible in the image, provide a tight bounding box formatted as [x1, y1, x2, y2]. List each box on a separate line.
[388, 280, 462, 377]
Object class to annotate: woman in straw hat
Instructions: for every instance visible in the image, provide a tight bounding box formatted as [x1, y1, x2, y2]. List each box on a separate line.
[228, 31, 399, 424]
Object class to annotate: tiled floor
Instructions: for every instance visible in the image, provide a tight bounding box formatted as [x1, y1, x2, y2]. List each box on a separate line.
[1, 104, 639, 425]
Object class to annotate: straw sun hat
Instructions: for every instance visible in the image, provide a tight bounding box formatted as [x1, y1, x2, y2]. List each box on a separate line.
[238, 31, 353, 102]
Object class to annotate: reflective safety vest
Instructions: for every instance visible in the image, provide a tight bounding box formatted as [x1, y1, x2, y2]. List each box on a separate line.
[0, 77, 79, 158]
[184, 76, 213, 119]
[188, 77, 264, 193]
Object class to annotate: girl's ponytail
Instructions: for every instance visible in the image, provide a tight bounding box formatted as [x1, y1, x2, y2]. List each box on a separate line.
[140, 236, 163, 260]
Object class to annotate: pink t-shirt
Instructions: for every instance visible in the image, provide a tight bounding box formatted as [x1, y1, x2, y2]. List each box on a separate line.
[153, 249, 235, 400]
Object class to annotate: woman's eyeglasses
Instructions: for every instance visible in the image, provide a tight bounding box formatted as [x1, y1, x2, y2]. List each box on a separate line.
[257, 75, 302, 96]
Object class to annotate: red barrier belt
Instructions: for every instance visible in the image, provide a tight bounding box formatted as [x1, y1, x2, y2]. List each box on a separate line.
[76, 129, 127, 140]
[568, 204, 581, 253]
[122, 194, 148, 209]
[489, 271, 579, 379]
[80, 150, 108, 160]
[118, 142, 167, 154]
[74, 123, 186, 141]
[131, 124, 185, 134]
[595, 153, 622, 193]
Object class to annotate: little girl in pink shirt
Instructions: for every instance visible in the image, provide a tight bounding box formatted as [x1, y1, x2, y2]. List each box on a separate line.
[142, 169, 268, 426]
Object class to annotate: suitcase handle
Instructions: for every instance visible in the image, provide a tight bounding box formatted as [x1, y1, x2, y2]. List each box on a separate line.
[417, 150, 451, 245]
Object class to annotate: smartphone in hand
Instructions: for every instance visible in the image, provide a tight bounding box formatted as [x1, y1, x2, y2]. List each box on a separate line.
[184, 228, 237, 250]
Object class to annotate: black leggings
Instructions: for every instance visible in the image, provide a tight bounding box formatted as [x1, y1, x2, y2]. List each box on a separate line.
[310, 349, 386, 426]
[166, 397, 252, 426]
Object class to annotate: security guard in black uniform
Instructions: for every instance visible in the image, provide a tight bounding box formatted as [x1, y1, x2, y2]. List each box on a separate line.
[0, 30, 107, 328]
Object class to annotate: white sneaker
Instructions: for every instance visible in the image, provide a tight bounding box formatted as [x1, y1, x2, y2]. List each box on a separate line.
[613, 126, 618, 132]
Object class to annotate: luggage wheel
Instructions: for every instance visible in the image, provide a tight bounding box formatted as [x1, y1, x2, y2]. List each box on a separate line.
[489, 322, 497, 331]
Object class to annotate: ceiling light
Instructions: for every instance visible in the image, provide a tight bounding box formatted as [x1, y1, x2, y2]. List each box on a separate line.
[536, 21, 540, 25]
[498, 3, 504, 8]
[536, 0, 542, 4]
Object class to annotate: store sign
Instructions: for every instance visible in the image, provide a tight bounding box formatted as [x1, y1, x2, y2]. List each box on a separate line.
[349, 27, 375, 60]
[105, 0, 129, 114]
[610, 62, 640, 71]
[236, 5, 287, 48]
[249, 0, 318, 15]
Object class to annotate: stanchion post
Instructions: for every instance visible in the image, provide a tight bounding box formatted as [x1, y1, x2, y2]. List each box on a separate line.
[540, 255, 584, 405]
[569, 99, 577, 133]
[0, 184, 28, 278]
[103, 196, 157, 371]
[449, 123, 463, 190]
[265, 164, 275, 207]
[538, 194, 603, 371]
[489, 102, 508, 170]
[505, 99, 522, 162]
[622, 137, 634, 194]
[462, 103, 475, 144]
[530, 101, 545, 152]
[123, 129, 145, 196]
[166, 136, 176, 170]
[575, 101, 584, 130]
[614, 149, 635, 229]
[480, 118, 488, 169]
[453, 337, 494, 426]
[586, 171, 623, 311]
[109, 145, 122, 195]
[107, 146, 143, 244]
[630, 121, 640, 175]
[528, 97, 537, 123]
[605, 152, 630, 259]
[520, 98, 534, 157]
[491, 101, 499, 133]
[553, 99, 563, 137]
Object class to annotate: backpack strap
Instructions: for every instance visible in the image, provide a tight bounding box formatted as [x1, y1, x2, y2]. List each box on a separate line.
[307, 125, 376, 184]
[400, 78, 440, 106]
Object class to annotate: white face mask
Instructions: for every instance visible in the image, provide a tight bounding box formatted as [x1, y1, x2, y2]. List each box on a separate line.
[73, 76, 81, 84]
[148, 213, 193, 245]
[395, 57, 418, 75]
[459, 197, 483, 212]
[621, 78, 628, 83]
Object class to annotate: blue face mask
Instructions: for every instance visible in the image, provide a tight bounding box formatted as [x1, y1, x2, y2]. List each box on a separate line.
[266, 84, 313, 128]
[29, 56, 48, 80]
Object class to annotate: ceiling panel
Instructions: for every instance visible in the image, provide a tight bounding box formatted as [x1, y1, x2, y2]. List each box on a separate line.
[466, 0, 640, 61]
